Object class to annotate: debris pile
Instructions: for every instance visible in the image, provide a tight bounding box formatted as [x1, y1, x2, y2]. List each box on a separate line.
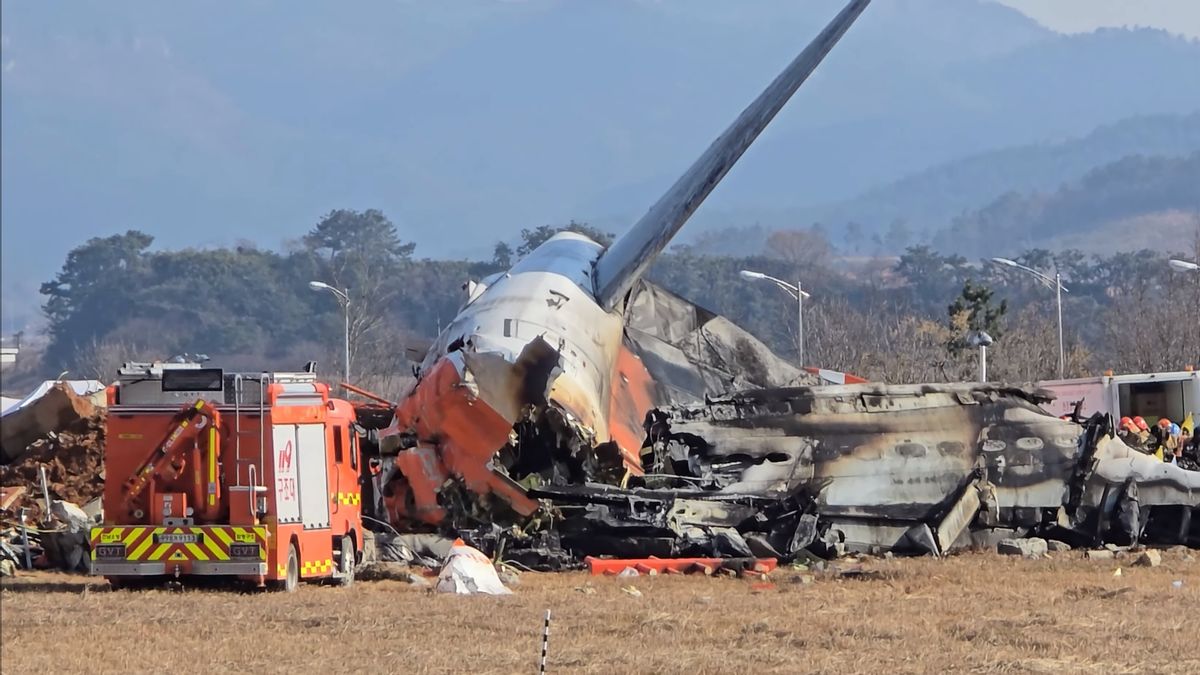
[0, 382, 107, 574]
[0, 380, 104, 463]
[0, 410, 105, 522]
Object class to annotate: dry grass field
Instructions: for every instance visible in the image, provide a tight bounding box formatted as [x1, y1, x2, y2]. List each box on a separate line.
[1, 550, 1196, 674]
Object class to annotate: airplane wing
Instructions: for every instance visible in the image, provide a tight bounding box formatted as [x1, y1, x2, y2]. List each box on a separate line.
[592, 0, 871, 310]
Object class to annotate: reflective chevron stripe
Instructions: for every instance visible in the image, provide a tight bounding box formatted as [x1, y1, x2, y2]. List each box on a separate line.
[90, 525, 268, 562]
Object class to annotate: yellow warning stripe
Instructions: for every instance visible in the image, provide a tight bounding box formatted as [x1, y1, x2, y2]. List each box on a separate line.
[211, 527, 234, 547]
[275, 558, 335, 578]
[147, 542, 172, 561]
[184, 542, 210, 561]
[335, 492, 362, 506]
[207, 427, 218, 507]
[200, 533, 225, 561]
[129, 533, 157, 560]
[301, 559, 334, 576]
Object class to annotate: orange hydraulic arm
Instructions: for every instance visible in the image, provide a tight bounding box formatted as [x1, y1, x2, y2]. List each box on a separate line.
[121, 400, 222, 515]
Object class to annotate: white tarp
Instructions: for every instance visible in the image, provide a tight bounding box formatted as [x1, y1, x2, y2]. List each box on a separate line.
[0, 380, 105, 418]
[0, 396, 19, 416]
[435, 541, 512, 595]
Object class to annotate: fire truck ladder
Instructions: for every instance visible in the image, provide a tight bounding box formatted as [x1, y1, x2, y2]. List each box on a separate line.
[121, 400, 222, 516]
[227, 374, 268, 522]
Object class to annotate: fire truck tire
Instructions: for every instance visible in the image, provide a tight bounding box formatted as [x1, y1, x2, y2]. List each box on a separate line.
[337, 536, 355, 588]
[280, 543, 300, 592]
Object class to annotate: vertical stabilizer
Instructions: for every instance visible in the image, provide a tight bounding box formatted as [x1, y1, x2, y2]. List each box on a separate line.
[593, 0, 871, 309]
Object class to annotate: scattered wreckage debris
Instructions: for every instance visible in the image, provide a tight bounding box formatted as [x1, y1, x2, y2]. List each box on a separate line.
[0, 498, 95, 575]
[585, 556, 777, 577]
[0, 485, 26, 511]
[997, 537, 1048, 559]
[435, 540, 513, 595]
[0, 382, 107, 575]
[0, 380, 104, 463]
[0, 409, 105, 523]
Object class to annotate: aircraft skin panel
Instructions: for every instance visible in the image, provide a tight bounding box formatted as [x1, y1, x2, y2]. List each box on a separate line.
[593, 0, 872, 310]
[407, 231, 625, 447]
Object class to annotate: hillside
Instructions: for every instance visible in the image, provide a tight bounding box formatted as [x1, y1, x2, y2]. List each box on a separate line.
[795, 112, 1200, 243]
[931, 152, 1200, 256]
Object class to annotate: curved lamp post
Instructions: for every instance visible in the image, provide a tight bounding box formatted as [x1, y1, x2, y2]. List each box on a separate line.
[740, 270, 812, 367]
[308, 281, 351, 385]
[990, 257, 1070, 379]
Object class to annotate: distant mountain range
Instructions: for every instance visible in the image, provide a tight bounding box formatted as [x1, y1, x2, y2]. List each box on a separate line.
[4, 0, 1200, 327]
[680, 112, 1200, 252]
[932, 151, 1200, 257]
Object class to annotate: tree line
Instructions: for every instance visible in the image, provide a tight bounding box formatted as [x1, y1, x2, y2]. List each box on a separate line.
[31, 210, 1200, 397]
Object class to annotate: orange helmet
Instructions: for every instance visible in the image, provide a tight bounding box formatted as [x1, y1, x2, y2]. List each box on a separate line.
[1134, 416, 1149, 431]
[1158, 418, 1172, 428]
[1119, 416, 1132, 427]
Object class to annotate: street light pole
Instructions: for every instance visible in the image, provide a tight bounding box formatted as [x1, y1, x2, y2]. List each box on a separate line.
[990, 258, 1069, 379]
[1054, 271, 1064, 379]
[308, 281, 351, 385]
[740, 270, 812, 367]
[796, 279, 804, 369]
[342, 298, 351, 385]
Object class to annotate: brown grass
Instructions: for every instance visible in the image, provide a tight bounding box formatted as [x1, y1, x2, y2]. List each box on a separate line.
[1, 550, 1197, 674]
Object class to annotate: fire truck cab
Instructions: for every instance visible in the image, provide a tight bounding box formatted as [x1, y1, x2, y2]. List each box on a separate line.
[91, 362, 363, 591]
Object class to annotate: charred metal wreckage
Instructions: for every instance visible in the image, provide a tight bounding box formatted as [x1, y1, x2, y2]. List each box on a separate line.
[360, 0, 1198, 568]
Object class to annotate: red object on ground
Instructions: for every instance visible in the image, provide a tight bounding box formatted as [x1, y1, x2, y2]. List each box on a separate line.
[584, 556, 777, 576]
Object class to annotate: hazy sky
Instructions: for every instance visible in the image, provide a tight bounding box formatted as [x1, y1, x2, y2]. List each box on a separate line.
[3, 0, 1199, 332]
[998, 0, 1200, 38]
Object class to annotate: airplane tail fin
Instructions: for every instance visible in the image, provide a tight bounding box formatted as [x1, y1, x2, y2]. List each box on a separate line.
[592, 0, 871, 310]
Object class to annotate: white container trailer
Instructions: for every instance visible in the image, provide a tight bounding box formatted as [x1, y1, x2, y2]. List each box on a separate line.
[1039, 370, 1199, 423]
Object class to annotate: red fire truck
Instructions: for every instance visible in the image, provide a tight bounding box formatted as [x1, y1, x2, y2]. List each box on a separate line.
[90, 362, 363, 591]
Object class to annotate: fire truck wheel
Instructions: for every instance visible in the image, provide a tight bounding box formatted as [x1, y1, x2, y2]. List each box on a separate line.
[282, 543, 300, 592]
[337, 536, 355, 588]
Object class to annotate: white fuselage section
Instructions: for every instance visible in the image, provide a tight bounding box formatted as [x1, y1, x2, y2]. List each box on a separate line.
[414, 231, 626, 435]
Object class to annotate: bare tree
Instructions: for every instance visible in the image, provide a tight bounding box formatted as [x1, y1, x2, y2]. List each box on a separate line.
[987, 306, 1091, 383]
[804, 298, 974, 384]
[764, 227, 833, 276]
[350, 320, 420, 401]
[1101, 272, 1200, 373]
[74, 336, 147, 382]
[303, 209, 415, 382]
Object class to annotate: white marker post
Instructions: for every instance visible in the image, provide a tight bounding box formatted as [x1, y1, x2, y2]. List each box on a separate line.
[539, 609, 552, 674]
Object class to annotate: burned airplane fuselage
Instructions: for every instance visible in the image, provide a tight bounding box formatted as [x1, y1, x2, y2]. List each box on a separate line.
[636, 384, 1200, 555]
